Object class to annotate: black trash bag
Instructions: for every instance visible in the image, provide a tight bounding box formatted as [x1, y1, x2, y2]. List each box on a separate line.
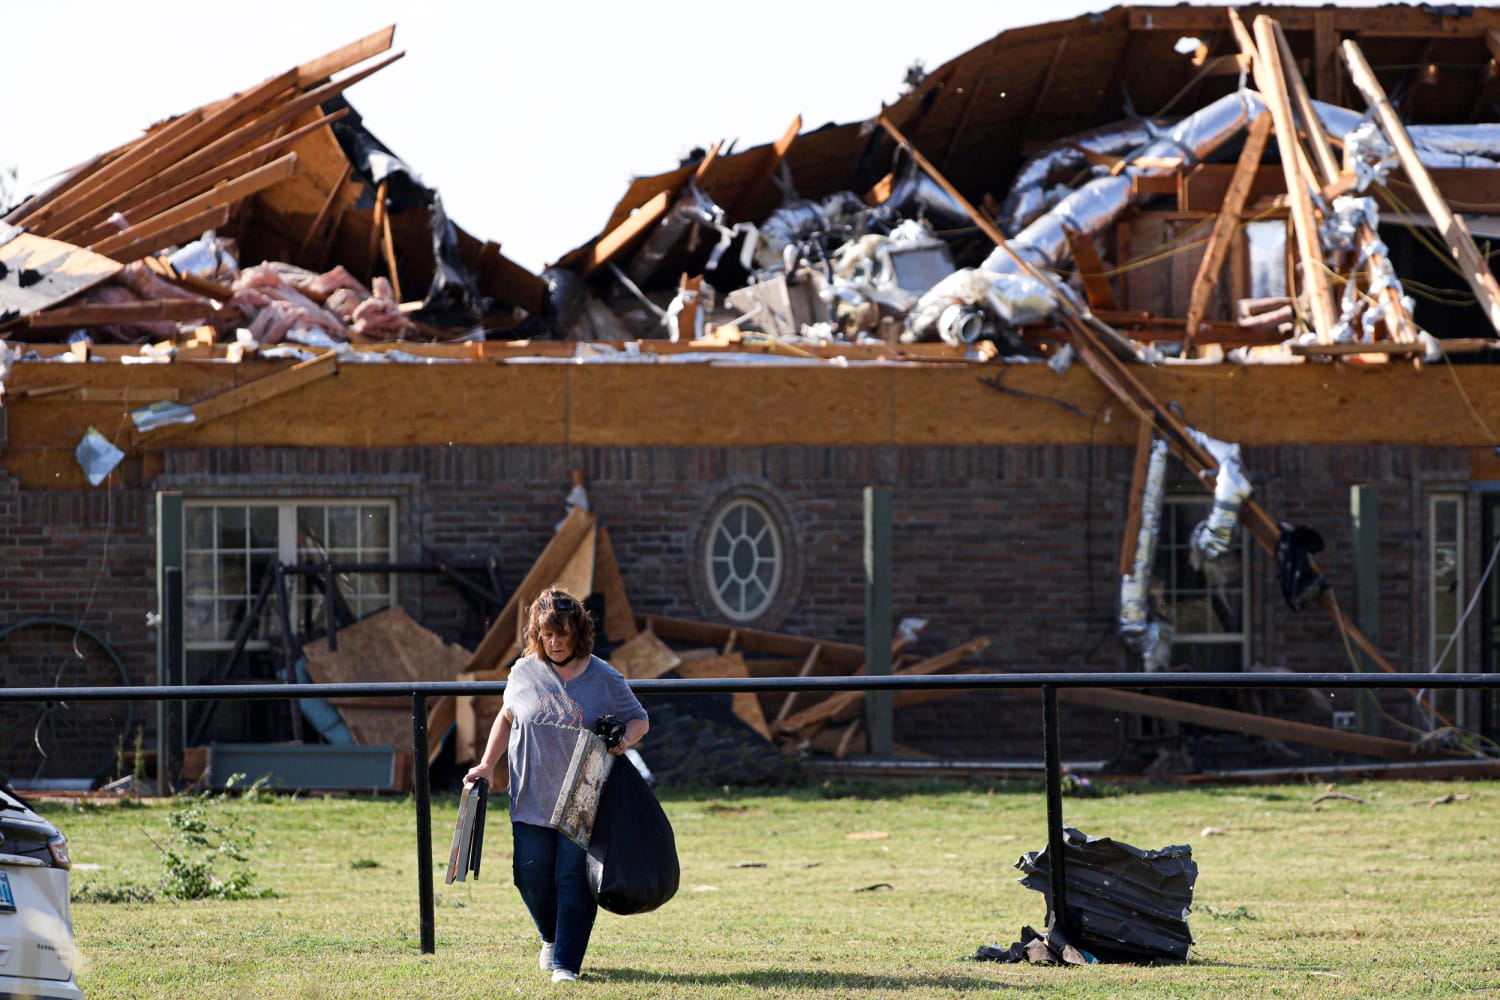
[586, 757, 679, 915]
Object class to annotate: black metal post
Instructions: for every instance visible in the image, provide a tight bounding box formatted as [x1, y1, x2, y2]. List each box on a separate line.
[160, 567, 183, 793]
[1042, 684, 1068, 934]
[412, 692, 435, 954]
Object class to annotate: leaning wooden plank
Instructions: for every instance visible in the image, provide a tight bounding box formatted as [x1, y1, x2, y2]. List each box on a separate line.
[641, 614, 866, 670]
[26, 298, 215, 330]
[578, 190, 673, 277]
[140, 53, 403, 221]
[91, 154, 298, 258]
[594, 525, 638, 641]
[1270, 20, 1414, 345]
[1184, 112, 1272, 352]
[1057, 686, 1453, 762]
[93, 204, 232, 265]
[1248, 14, 1339, 343]
[1064, 228, 1118, 310]
[61, 108, 347, 248]
[22, 65, 297, 238]
[1342, 37, 1500, 338]
[776, 637, 991, 734]
[135, 349, 340, 446]
[0, 233, 122, 321]
[294, 25, 398, 88]
[465, 508, 599, 674]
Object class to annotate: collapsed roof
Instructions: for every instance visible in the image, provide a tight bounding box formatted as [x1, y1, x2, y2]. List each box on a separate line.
[0, 27, 542, 352]
[549, 4, 1500, 365]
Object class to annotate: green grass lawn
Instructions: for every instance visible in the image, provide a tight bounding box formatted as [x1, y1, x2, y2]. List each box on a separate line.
[40, 777, 1500, 999]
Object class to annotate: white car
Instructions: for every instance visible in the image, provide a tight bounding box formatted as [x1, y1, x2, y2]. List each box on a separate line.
[0, 786, 82, 1000]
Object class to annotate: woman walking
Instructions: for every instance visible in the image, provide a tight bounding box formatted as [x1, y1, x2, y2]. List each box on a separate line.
[464, 587, 649, 983]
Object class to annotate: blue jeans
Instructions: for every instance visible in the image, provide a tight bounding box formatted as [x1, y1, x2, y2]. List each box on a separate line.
[512, 821, 597, 975]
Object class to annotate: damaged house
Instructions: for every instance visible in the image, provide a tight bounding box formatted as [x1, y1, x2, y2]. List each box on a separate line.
[4, 6, 1500, 787]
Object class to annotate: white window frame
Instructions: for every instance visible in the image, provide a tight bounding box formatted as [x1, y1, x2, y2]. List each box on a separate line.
[703, 497, 784, 623]
[1157, 493, 1251, 669]
[183, 498, 397, 652]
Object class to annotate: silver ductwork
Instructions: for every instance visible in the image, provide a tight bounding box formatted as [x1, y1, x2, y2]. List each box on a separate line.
[1120, 435, 1174, 672]
[1186, 428, 1252, 579]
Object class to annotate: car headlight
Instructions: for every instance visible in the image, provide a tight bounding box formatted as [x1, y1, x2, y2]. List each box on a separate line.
[46, 835, 70, 870]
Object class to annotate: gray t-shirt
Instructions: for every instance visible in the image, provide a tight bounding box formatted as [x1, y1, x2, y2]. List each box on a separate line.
[503, 653, 647, 828]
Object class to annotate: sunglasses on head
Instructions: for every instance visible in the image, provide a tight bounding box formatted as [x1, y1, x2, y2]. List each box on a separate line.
[549, 594, 577, 612]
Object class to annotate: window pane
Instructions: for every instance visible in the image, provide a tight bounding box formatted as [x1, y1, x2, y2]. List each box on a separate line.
[218, 506, 247, 548]
[185, 507, 214, 548]
[327, 506, 358, 550]
[362, 506, 391, 549]
[250, 507, 279, 549]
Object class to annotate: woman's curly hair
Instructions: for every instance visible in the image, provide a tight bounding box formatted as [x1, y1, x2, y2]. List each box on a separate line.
[522, 586, 595, 661]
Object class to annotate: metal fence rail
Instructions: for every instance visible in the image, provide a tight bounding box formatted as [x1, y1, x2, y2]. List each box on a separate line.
[6, 670, 1500, 954]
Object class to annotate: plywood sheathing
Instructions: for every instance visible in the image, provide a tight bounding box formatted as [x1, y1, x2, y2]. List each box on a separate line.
[15, 360, 1500, 488]
[300, 605, 472, 748]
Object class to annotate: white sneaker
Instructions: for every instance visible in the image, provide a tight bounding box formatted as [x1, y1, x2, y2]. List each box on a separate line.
[539, 942, 554, 970]
[551, 968, 577, 983]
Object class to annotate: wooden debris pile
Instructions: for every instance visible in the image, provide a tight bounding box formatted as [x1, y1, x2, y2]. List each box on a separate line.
[0, 27, 542, 352]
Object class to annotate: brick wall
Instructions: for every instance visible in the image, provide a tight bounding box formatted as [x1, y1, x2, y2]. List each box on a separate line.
[0, 442, 1475, 776]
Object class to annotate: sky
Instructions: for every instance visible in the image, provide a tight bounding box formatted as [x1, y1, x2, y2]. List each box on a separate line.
[5, 0, 1384, 275]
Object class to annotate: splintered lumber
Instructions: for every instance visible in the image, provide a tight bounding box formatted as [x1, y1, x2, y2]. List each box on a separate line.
[640, 615, 866, 670]
[465, 508, 598, 674]
[594, 525, 637, 641]
[134, 349, 340, 446]
[90, 153, 298, 258]
[94, 204, 232, 265]
[1184, 112, 1272, 352]
[1342, 38, 1500, 338]
[579, 191, 673, 277]
[1057, 686, 1456, 761]
[1267, 20, 1415, 345]
[674, 652, 772, 741]
[1247, 14, 1339, 343]
[293, 25, 397, 89]
[300, 606, 471, 748]
[885, 106, 1444, 727]
[64, 109, 348, 248]
[25, 299, 215, 330]
[775, 637, 991, 735]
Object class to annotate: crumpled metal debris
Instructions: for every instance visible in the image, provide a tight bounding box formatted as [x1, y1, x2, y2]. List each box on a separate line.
[1011, 827, 1197, 963]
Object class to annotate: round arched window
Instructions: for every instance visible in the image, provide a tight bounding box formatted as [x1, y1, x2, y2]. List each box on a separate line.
[704, 497, 784, 622]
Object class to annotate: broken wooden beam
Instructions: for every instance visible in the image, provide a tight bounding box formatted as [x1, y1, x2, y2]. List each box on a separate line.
[1184, 112, 1272, 352]
[640, 615, 865, 671]
[1342, 37, 1500, 339]
[25, 298, 215, 330]
[1057, 686, 1457, 762]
